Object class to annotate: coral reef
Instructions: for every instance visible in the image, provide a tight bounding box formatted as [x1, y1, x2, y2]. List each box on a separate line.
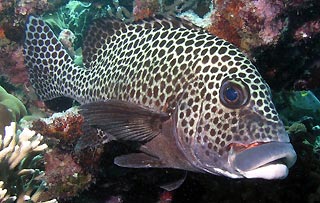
[40, 148, 92, 201]
[30, 108, 97, 201]
[0, 0, 65, 91]
[15, 0, 52, 16]
[273, 90, 320, 124]
[133, 0, 201, 21]
[0, 0, 318, 202]
[0, 122, 55, 203]
[0, 0, 60, 43]
[292, 58, 320, 90]
[0, 45, 28, 86]
[133, 0, 159, 20]
[0, 1, 13, 13]
[58, 29, 76, 57]
[287, 122, 307, 135]
[102, 0, 200, 22]
[106, 0, 132, 21]
[0, 0, 64, 122]
[250, 0, 320, 90]
[42, 0, 110, 50]
[31, 107, 83, 148]
[176, 1, 213, 28]
[207, 0, 286, 51]
[294, 20, 320, 41]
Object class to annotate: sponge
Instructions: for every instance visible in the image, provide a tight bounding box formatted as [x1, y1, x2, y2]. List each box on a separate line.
[0, 86, 27, 134]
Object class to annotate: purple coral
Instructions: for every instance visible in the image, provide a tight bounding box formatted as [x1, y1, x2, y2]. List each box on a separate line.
[294, 20, 320, 40]
[252, 0, 286, 44]
[0, 45, 28, 85]
[15, 0, 51, 15]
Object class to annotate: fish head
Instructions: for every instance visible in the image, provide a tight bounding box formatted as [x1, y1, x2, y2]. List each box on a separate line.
[173, 45, 296, 179]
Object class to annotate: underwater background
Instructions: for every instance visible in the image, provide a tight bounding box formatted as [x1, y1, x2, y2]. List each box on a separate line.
[0, 0, 320, 202]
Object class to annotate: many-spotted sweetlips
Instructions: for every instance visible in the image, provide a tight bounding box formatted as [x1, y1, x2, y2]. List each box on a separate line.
[24, 15, 296, 180]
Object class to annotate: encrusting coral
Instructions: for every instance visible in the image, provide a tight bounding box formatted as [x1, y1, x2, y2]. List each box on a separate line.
[0, 122, 56, 203]
[0, 45, 28, 85]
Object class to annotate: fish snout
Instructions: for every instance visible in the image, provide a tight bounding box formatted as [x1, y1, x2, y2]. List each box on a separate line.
[229, 142, 297, 179]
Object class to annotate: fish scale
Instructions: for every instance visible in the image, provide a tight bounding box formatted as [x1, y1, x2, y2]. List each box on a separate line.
[24, 15, 296, 179]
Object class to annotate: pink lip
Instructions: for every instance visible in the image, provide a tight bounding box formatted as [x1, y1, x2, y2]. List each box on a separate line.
[227, 142, 265, 154]
[229, 142, 297, 172]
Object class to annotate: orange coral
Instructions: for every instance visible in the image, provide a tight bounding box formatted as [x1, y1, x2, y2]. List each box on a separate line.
[133, 0, 159, 21]
[0, 27, 5, 39]
[134, 8, 154, 21]
[208, 0, 245, 48]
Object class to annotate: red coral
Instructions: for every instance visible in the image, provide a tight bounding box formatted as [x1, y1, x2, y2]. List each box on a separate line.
[159, 191, 173, 203]
[31, 114, 84, 148]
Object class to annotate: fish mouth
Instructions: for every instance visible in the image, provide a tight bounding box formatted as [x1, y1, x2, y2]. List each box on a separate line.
[229, 142, 297, 179]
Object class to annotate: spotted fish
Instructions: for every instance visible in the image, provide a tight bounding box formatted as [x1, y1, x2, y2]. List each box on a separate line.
[24, 15, 296, 179]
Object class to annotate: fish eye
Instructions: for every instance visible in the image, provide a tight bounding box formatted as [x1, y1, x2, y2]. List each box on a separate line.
[219, 79, 250, 109]
[225, 87, 238, 102]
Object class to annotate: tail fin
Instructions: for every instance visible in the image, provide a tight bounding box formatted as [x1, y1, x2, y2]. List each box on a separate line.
[24, 15, 78, 101]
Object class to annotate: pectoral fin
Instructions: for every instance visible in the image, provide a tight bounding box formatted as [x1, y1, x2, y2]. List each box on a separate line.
[115, 153, 187, 191]
[80, 100, 170, 142]
[80, 100, 200, 174]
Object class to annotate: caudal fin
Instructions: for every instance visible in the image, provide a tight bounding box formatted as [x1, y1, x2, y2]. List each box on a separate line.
[24, 15, 78, 101]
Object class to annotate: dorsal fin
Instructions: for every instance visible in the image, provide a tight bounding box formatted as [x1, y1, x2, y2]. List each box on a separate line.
[82, 18, 126, 69]
[82, 15, 203, 69]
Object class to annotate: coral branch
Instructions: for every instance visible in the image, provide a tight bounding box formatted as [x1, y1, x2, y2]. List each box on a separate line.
[0, 122, 56, 203]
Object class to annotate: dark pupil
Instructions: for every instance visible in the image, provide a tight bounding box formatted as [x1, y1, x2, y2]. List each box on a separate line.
[225, 87, 238, 101]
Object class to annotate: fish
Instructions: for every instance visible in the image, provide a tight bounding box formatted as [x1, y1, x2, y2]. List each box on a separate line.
[24, 15, 296, 180]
